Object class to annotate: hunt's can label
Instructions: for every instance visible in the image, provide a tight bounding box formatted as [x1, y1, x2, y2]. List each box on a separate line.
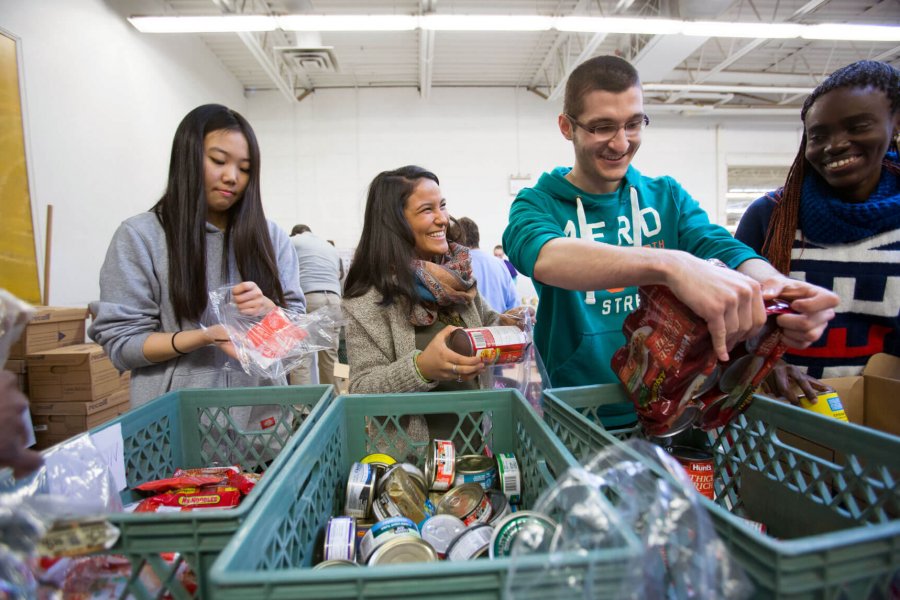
[344, 462, 375, 519]
[323, 516, 356, 562]
[453, 454, 498, 490]
[357, 516, 420, 565]
[496, 453, 521, 504]
[435, 483, 492, 526]
[446, 326, 531, 365]
[425, 439, 456, 491]
[670, 445, 715, 500]
[800, 389, 848, 422]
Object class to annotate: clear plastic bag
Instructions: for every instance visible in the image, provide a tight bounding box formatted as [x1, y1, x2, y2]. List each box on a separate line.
[0, 290, 36, 450]
[480, 309, 549, 414]
[208, 285, 346, 380]
[505, 439, 752, 599]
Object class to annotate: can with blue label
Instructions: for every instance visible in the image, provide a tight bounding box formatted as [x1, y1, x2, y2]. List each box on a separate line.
[453, 454, 498, 490]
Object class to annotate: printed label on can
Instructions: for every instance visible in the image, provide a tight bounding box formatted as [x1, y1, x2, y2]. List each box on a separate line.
[357, 516, 420, 564]
[446, 524, 494, 561]
[800, 391, 848, 422]
[496, 453, 521, 504]
[344, 462, 375, 518]
[324, 517, 356, 561]
[463, 327, 530, 365]
[671, 447, 714, 500]
[432, 440, 456, 491]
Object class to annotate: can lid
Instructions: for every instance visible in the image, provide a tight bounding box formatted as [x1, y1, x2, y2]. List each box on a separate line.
[435, 483, 485, 518]
[399, 463, 428, 495]
[446, 328, 473, 356]
[313, 559, 360, 569]
[486, 489, 510, 523]
[420, 514, 466, 551]
[455, 454, 496, 474]
[360, 453, 398, 466]
[368, 536, 439, 565]
[489, 511, 556, 558]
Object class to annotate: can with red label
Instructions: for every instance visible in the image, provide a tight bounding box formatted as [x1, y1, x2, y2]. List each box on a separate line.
[670, 445, 715, 500]
[425, 439, 456, 491]
[435, 483, 492, 526]
[446, 326, 531, 365]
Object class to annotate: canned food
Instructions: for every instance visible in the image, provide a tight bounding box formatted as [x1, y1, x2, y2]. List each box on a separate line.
[399, 463, 428, 496]
[344, 462, 376, 519]
[495, 453, 521, 504]
[360, 453, 398, 480]
[357, 516, 420, 565]
[419, 514, 466, 558]
[486, 489, 511, 525]
[445, 524, 493, 561]
[800, 389, 848, 422]
[425, 439, 456, 491]
[446, 326, 531, 365]
[372, 492, 404, 521]
[453, 454, 498, 490]
[367, 536, 439, 566]
[313, 559, 359, 569]
[489, 511, 556, 559]
[669, 445, 714, 500]
[323, 516, 356, 562]
[435, 483, 492, 526]
[375, 464, 434, 526]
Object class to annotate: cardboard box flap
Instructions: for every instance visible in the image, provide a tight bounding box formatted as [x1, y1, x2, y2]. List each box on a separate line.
[28, 306, 88, 324]
[27, 343, 107, 364]
[862, 353, 900, 380]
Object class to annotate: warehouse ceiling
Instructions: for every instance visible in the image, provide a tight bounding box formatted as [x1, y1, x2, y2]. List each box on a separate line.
[134, 0, 900, 112]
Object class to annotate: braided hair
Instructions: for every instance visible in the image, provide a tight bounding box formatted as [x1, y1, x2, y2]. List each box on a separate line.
[762, 60, 900, 274]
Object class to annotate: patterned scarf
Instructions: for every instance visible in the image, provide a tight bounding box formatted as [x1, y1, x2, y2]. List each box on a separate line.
[409, 242, 476, 326]
[800, 155, 900, 245]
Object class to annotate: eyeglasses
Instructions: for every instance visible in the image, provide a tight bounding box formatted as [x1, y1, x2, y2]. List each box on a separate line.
[565, 113, 650, 141]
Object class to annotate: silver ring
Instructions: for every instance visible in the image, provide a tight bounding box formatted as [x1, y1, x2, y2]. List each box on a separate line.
[456, 376, 463, 383]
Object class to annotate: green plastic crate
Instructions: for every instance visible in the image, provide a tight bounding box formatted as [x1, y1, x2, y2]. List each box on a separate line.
[543, 384, 900, 599]
[209, 389, 643, 599]
[6, 384, 332, 600]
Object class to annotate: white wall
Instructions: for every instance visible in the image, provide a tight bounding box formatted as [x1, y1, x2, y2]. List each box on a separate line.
[0, 0, 246, 308]
[247, 87, 803, 285]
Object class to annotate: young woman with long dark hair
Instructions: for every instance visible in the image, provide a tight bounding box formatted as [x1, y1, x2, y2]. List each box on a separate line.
[90, 104, 305, 407]
[736, 60, 899, 402]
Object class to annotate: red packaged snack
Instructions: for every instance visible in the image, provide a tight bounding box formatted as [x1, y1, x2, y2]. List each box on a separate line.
[245, 307, 309, 359]
[611, 284, 791, 437]
[134, 486, 242, 512]
[227, 471, 262, 496]
[135, 475, 225, 493]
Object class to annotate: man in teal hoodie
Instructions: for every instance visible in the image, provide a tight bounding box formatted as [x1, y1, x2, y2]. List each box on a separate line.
[502, 55, 839, 391]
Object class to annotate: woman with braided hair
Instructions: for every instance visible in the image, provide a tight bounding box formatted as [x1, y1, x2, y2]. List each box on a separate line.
[736, 60, 900, 403]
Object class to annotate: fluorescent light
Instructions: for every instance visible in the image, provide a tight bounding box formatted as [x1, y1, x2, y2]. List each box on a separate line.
[556, 16, 682, 35]
[801, 24, 900, 42]
[277, 15, 417, 31]
[128, 15, 276, 33]
[126, 13, 900, 44]
[682, 20, 802, 39]
[422, 15, 554, 31]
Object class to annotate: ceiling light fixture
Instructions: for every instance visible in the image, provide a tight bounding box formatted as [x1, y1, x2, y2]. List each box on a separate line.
[127, 14, 900, 43]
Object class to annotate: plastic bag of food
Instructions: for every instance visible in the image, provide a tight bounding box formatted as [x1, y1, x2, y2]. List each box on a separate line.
[208, 285, 346, 380]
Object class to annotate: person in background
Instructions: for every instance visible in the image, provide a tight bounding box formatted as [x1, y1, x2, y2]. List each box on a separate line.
[0, 371, 42, 477]
[493, 244, 518, 281]
[458, 217, 518, 313]
[736, 60, 899, 403]
[289, 224, 342, 385]
[90, 104, 305, 408]
[502, 55, 839, 394]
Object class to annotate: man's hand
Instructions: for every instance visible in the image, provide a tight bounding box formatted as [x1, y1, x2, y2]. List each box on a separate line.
[758, 276, 839, 349]
[666, 253, 766, 362]
[0, 371, 43, 478]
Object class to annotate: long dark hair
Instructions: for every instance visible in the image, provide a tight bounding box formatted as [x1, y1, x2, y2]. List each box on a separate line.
[344, 166, 440, 307]
[152, 104, 285, 324]
[763, 60, 900, 274]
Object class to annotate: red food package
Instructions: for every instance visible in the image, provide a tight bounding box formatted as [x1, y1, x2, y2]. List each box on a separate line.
[227, 471, 262, 496]
[134, 486, 242, 512]
[245, 307, 309, 359]
[135, 475, 224, 493]
[611, 284, 791, 437]
[174, 465, 240, 478]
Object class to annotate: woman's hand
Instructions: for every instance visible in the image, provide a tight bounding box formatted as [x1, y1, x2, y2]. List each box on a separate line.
[232, 281, 276, 316]
[762, 359, 829, 405]
[498, 306, 536, 330]
[203, 324, 239, 360]
[416, 325, 485, 382]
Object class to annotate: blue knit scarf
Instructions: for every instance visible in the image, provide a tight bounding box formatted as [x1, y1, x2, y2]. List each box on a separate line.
[799, 155, 900, 245]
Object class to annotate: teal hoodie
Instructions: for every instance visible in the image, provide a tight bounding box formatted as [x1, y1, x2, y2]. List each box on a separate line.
[503, 165, 759, 388]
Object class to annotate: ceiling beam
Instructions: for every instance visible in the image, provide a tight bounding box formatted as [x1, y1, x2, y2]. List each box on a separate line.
[418, 0, 436, 98]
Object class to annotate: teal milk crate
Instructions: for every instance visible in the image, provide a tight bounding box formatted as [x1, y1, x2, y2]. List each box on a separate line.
[5, 384, 333, 600]
[209, 389, 642, 599]
[543, 383, 900, 599]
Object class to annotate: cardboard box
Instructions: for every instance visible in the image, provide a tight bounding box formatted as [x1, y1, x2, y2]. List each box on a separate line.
[27, 343, 120, 402]
[31, 394, 129, 436]
[9, 306, 88, 359]
[822, 353, 900, 437]
[29, 388, 130, 417]
[4, 358, 27, 393]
